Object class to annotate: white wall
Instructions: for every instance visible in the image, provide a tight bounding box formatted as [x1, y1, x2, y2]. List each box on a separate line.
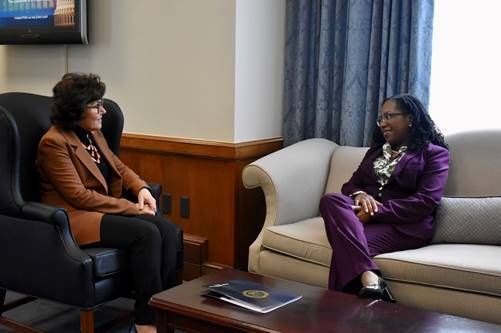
[0, 0, 285, 143]
[234, 0, 285, 142]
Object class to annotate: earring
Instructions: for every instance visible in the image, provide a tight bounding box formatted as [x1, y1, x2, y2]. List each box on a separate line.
[408, 123, 412, 127]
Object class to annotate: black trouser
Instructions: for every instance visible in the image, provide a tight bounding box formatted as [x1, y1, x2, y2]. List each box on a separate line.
[100, 214, 177, 325]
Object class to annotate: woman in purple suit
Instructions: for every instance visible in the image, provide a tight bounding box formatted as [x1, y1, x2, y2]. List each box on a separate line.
[320, 94, 449, 301]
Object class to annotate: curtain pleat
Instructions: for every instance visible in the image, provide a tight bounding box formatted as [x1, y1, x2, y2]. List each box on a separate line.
[283, 0, 434, 146]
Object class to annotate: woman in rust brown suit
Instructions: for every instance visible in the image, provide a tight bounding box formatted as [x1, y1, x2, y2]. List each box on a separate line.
[38, 73, 175, 333]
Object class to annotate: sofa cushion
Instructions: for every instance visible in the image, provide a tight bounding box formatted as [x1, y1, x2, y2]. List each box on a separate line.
[431, 196, 501, 245]
[262, 217, 332, 267]
[444, 130, 501, 196]
[324, 146, 368, 194]
[375, 244, 501, 297]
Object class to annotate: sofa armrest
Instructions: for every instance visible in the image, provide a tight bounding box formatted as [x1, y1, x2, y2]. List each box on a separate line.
[243, 138, 337, 228]
[243, 139, 337, 273]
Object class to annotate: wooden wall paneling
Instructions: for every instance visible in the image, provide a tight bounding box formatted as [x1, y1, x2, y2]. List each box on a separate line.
[120, 151, 237, 266]
[119, 135, 282, 270]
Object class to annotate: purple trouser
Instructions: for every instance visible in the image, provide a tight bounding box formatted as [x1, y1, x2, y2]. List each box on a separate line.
[319, 193, 427, 291]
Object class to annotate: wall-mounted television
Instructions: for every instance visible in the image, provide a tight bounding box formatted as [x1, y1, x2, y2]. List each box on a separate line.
[0, 0, 88, 44]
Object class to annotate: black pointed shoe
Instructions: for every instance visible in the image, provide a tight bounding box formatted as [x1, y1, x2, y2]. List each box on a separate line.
[129, 320, 138, 333]
[359, 277, 396, 303]
[382, 284, 396, 303]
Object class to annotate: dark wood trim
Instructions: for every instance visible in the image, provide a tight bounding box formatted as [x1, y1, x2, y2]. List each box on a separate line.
[183, 234, 208, 281]
[121, 133, 283, 160]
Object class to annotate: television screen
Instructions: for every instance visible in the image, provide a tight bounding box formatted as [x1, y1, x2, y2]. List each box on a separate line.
[0, 0, 87, 44]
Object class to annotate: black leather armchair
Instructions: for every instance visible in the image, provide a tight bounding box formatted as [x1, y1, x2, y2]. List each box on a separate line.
[0, 92, 183, 333]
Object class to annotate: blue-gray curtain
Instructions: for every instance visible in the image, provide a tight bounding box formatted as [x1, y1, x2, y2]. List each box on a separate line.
[283, 0, 434, 146]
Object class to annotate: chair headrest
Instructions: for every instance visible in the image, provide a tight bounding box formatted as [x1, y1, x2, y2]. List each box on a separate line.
[0, 92, 125, 205]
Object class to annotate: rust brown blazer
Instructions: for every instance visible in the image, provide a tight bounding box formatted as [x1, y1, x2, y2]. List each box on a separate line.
[37, 126, 147, 245]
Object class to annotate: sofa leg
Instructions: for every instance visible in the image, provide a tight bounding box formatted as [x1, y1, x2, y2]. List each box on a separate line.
[80, 309, 94, 333]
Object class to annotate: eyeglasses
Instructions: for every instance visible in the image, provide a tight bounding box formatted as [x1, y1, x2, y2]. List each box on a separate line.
[86, 99, 104, 110]
[376, 112, 406, 126]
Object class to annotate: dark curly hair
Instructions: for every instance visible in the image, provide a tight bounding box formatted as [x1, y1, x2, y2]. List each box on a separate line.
[51, 73, 106, 129]
[372, 94, 448, 151]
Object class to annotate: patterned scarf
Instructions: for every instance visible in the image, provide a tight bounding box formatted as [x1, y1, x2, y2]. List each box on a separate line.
[84, 134, 101, 164]
[373, 143, 407, 187]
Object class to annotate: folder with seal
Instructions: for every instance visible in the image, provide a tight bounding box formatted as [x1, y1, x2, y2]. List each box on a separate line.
[202, 279, 302, 313]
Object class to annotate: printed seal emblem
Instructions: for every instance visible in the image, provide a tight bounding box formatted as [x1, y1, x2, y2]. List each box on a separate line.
[242, 289, 269, 299]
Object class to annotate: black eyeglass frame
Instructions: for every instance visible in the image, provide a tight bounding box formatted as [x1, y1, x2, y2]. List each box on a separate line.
[86, 99, 104, 110]
[376, 112, 407, 126]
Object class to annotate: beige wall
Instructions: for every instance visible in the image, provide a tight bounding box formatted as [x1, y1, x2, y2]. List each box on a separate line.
[0, 0, 285, 143]
[0, 45, 66, 95]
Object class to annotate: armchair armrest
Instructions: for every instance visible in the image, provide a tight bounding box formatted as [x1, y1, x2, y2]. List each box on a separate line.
[22, 201, 67, 225]
[145, 183, 184, 270]
[147, 183, 162, 211]
[123, 183, 162, 209]
[21, 201, 90, 263]
[0, 205, 95, 306]
[135, 183, 184, 271]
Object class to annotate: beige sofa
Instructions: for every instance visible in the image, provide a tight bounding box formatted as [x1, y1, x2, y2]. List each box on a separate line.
[242, 131, 501, 324]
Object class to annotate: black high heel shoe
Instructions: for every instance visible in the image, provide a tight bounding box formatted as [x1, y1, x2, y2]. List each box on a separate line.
[382, 284, 396, 303]
[358, 277, 396, 303]
[129, 320, 138, 333]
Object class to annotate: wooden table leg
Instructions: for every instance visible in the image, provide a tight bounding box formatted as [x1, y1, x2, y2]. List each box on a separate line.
[156, 310, 174, 333]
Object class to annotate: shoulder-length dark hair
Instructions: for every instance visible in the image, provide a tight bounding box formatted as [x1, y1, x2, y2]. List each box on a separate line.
[50, 73, 106, 129]
[372, 94, 448, 151]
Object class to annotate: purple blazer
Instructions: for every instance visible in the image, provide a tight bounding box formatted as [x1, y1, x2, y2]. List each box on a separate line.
[341, 143, 450, 240]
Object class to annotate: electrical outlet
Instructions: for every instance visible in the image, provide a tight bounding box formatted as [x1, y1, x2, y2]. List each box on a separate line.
[180, 196, 190, 218]
[162, 193, 171, 215]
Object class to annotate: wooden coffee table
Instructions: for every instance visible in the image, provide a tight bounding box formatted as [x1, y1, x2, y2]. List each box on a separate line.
[149, 269, 501, 333]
